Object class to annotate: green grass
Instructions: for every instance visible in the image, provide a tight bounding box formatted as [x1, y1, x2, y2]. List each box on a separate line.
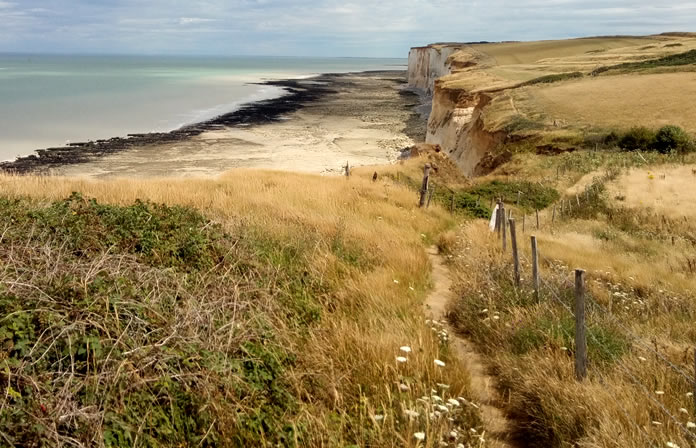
[0, 195, 327, 447]
[520, 72, 583, 87]
[592, 49, 696, 75]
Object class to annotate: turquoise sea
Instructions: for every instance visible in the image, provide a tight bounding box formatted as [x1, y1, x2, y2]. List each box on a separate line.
[0, 55, 406, 161]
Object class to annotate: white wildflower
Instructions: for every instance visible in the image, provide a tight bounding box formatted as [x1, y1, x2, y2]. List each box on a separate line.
[396, 356, 408, 363]
[409, 286, 415, 291]
[687, 422, 696, 429]
[436, 383, 450, 389]
[436, 404, 449, 413]
[400, 346, 412, 353]
[680, 408, 689, 414]
[393, 279, 399, 284]
[687, 392, 694, 397]
[448, 399, 460, 407]
[431, 394, 442, 402]
[373, 414, 384, 421]
[666, 442, 680, 448]
[655, 390, 665, 395]
[434, 359, 446, 367]
[399, 384, 410, 392]
[414, 432, 425, 441]
[404, 409, 420, 418]
[449, 430, 458, 439]
[638, 356, 647, 362]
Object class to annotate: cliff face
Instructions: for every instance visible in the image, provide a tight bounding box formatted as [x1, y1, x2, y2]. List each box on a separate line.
[407, 45, 461, 95]
[409, 44, 503, 176]
[426, 83, 505, 176]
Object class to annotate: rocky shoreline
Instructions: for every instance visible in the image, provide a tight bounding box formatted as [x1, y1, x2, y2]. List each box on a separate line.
[0, 74, 352, 174]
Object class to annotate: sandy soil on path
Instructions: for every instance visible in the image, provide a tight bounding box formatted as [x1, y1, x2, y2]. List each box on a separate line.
[426, 246, 517, 448]
[53, 72, 423, 178]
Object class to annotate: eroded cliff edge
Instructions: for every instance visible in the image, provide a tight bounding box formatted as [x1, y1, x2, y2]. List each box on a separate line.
[407, 44, 507, 176]
[408, 36, 696, 176]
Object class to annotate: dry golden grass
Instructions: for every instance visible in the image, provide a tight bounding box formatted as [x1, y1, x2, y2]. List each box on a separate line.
[520, 72, 696, 133]
[0, 160, 484, 446]
[439, 151, 696, 446]
[606, 165, 696, 218]
[449, 220, 696, 447]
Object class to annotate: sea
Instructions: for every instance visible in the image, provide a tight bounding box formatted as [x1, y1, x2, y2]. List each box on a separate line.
[0, 54, 406, 161]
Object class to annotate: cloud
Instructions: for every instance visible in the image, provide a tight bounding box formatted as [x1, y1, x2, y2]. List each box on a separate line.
[179, 17, 217, 25]
[0, 0, 694, 56]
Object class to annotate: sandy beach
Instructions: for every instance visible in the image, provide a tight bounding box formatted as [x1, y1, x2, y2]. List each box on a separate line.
[36, 71, 424, 178]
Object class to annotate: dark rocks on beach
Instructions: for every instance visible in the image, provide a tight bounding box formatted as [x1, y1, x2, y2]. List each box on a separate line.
[0, 75, 347, 174]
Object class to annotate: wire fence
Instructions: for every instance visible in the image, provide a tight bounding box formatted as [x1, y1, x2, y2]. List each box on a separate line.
[475, 201, 696, 445]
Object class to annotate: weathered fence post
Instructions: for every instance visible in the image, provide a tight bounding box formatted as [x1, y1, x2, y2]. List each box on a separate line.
[501, 203, 508, 251]
[345, 161, 350, 177]
[552, 204, 556, 224]
[427, 185, 436, 208]
[531, 236, 540, 302]
[419, 164, 431, 208]
[575, 269, 587, 381]
[510, 219, 520, 287]
[495, 200, 502, 236]
[536, 209, 540, 230]
[693, 349, 696, 411]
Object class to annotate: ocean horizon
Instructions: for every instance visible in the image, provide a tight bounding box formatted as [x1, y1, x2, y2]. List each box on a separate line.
[0, 54, 406, 161]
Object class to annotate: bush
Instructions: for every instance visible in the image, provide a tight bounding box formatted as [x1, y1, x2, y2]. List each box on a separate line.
[653, 125, 695, 154]
[617, 126, 656, 151]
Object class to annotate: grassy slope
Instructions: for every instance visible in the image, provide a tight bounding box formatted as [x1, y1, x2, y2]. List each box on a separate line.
[441, 149, 696, 447]
[437, 35, 696, 153]
[0, 164, 484, 447]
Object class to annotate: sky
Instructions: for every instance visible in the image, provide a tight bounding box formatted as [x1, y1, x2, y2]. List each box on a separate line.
[0, 0, 695, 57]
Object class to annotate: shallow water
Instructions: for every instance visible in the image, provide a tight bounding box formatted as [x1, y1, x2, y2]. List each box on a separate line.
[0, 54, 405, 161]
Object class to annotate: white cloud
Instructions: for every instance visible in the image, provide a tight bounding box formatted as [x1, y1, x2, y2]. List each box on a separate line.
[1, 0, 695, 56]
[179, 17, 217, 25]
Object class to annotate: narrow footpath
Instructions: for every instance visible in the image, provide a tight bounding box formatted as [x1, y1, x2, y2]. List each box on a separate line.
[425, 246, 518, 448]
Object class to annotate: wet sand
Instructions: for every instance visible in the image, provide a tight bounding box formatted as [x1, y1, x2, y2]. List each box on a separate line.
[43, 71, 424, 178]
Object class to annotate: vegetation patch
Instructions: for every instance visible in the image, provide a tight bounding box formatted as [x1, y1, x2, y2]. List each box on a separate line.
[467, 180, 559, 212]
[520, 71, 583, 87]
[592, 49, 696, 75]
[0, 195, 321, 446]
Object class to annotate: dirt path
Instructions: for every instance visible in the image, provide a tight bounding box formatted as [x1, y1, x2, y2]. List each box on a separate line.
[425, 246, 517, 448]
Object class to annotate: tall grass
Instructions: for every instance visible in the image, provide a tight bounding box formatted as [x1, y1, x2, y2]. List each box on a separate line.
[0, 166, 482, 447]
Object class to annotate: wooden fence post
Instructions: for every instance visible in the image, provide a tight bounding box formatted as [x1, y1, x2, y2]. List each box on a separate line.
[536, 209, 540, 230]
[552, 204, 556, 224]
[575, 269, 587, 381]
[345, 161, 350, 177]
[501, 203, 507, 251]
[427, 185, 436, 208]
[419, 164, 431, 208]
[531, 236, 540, 302]
[510, 219, 520, 286]
[495, 200, 502, 236]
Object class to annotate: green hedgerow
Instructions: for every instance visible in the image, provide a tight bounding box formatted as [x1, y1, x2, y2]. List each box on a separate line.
[653, 125, 695, 154]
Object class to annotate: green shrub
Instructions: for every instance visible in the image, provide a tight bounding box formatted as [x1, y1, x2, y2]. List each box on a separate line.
[617, 126, 656, 151]
[653, 125, 695, 154]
